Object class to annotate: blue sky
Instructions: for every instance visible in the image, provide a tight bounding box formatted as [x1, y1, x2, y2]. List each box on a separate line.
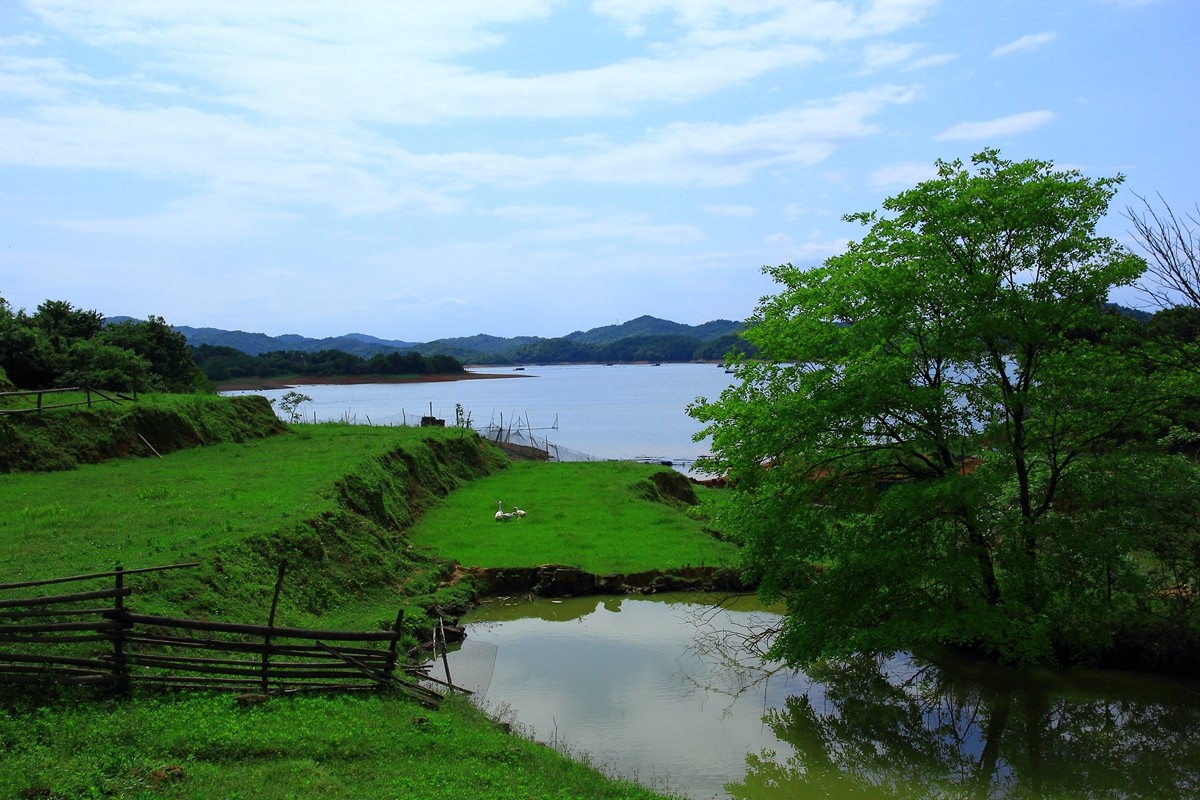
[1, 0, 1195, 340]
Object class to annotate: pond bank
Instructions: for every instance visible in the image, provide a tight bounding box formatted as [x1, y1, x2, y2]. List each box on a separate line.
[455, 563, 746, 599]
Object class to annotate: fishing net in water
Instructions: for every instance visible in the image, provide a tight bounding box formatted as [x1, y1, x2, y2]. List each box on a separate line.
[427, 638, 498, 700]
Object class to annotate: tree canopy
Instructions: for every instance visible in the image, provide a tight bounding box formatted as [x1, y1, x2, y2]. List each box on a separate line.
[0, 299, 208, 393]
[691, 150, 1200, 669]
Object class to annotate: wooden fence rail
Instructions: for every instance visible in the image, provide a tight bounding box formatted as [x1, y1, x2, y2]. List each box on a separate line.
[0, 564, 446, 705]
[0, 386, 137, 415]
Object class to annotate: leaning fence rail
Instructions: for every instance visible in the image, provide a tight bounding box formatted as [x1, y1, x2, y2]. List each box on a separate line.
[0, 386, 137, 415]
[0, 564, 446, 704]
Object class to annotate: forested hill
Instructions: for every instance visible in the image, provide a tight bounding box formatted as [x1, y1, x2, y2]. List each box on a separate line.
[169, 315, 746, 364]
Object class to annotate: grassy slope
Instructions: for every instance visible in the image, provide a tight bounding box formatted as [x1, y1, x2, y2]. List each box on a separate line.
[0, 692, 674, 800]
[410, 460, 736, 572]
[0, 423, 505, 630]
[1, 405, 716, 800]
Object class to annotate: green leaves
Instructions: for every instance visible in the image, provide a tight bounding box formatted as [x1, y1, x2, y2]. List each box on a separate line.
[694, 150, 1198, 668]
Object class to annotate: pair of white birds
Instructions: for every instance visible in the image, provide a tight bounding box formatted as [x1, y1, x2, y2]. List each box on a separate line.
[495, 501, 526, 522]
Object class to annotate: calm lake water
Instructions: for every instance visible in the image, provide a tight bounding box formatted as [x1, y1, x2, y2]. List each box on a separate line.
[224, 362, 736, 470]
[228, 366, 1200, 799]
[448, 595, 1200, 800]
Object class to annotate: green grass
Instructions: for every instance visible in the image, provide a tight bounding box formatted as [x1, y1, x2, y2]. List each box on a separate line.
[0, 424, 435, 584]
[409, 460, 736, 573]
[0, 416, 716, 800]
[0, 691, 678, 800]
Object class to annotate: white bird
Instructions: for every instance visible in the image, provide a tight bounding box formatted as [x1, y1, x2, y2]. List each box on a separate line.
[512, 506, 526, 519]
[495, 501, 506, 522]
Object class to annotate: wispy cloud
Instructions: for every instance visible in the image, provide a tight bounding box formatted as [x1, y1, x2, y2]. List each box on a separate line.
[591, 0, 939, 44]
[991, 31, 1057, 57]
[935, 110, 1055, 141]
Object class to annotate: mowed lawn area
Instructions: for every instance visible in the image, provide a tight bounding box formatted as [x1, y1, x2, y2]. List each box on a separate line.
[408, 460, 736, 573]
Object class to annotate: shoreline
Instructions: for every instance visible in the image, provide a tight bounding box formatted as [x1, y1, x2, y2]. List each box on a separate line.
[213, 360, 729, 391]
[214, 370, 522, 392]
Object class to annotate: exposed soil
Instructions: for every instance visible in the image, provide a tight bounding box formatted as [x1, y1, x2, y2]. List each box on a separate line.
[452, 563, 745, 599]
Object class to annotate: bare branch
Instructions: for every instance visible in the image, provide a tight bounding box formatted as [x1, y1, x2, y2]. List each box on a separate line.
[1125, 192, 1200, 308]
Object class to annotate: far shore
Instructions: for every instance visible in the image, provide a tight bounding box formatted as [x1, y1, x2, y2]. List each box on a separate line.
[214, 360, 729, 391]
[214, 369, 524, 392]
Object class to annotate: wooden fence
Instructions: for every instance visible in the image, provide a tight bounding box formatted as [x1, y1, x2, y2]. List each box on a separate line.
[0, 386, 137, 415]
[0, 564, 448, 705]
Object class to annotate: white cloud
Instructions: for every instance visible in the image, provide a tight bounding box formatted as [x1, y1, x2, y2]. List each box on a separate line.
[904, 53, 957, 70]
[570, 85, 916, 186]
[17, 2, 825, 125]
[935, 110, 1055, 141]
[861, 41, 921, 71]
[991, 31, 1057, 58]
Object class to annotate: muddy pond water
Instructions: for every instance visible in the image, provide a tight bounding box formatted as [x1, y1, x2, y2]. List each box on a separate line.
[441, 594, 1200, 800]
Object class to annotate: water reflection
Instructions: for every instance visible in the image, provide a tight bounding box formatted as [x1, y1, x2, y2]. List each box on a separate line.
[453, 596, 1200, 800]
[730, 652, 1200, 800]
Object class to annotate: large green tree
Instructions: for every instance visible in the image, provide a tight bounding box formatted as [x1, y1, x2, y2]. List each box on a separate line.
[692, 150, 1199, 667]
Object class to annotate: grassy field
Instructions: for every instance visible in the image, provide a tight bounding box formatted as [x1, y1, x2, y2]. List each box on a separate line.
[1, 426, 400, 582]
[0, 691, 676, 800]
[0, 414, 723, 799]
[409, 460, 736, 572]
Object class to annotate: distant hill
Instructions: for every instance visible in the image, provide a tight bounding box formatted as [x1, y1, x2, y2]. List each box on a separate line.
[163, 315, 747, 363]
[172, 326, 423, 358]
[564, 315, 743, 345]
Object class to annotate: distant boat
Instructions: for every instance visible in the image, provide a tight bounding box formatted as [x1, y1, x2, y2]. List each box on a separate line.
[513, 367, 525, 371]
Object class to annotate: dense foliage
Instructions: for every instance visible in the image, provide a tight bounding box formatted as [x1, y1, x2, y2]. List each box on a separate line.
[0, 297, 209, 393]
[692, 150, 1200, 670]
[192, 343, 464, 382]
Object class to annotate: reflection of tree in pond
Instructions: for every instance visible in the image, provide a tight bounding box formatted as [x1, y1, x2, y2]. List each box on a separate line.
[678, 598, 801, 717]
[726, 653, 1200, 800]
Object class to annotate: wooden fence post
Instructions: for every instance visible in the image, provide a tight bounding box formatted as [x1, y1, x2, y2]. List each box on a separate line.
[262, 563, 286, 694]
[112, 565, 130, 694]
[437, 616, 453, 690]
[382, 607, 405, 687]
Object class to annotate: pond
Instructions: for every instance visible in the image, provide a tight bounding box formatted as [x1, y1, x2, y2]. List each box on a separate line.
[439, 594, 1200, 800]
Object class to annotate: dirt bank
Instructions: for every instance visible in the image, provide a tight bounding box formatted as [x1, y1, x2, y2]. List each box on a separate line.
[456, 564, 745, 598]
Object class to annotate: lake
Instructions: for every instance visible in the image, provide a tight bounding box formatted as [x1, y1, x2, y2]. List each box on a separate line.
[225, 362, 737, 470]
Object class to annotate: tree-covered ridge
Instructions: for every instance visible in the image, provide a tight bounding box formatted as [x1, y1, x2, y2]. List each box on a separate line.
[174, 314, 747, 364]
[191, 344, 464, 383]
